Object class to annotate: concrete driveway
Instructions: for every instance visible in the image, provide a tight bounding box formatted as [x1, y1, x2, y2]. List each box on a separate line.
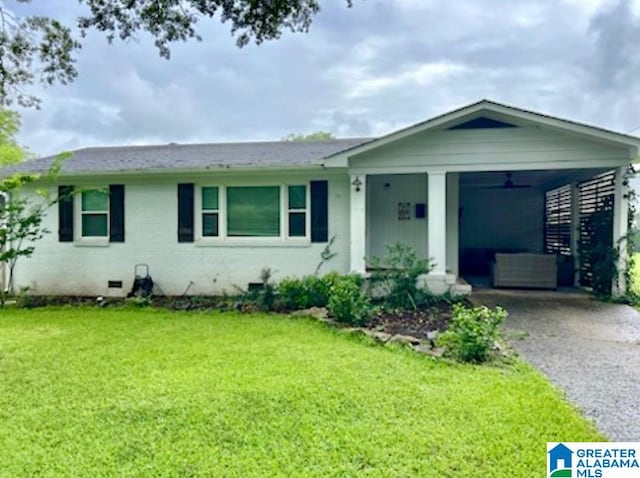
[471, 288, 640, 441]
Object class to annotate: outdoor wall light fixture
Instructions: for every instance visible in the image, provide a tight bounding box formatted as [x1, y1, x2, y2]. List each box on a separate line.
[351, 176, 362, 192]
[384, 182, 391, 191]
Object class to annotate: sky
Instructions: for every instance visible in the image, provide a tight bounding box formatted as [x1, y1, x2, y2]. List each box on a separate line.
[11, 0, 640, 157]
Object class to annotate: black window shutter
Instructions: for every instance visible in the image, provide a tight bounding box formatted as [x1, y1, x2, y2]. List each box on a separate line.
[109, 185, 125, 242]
[310, 180, 329, 243]
[58, 185, 74, 242]
[178, 183, 195, 242]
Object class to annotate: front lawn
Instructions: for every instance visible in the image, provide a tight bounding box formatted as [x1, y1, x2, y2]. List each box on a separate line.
[0, 307, 601, 476]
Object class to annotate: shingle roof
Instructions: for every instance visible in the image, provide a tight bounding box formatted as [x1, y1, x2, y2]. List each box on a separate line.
[2, 138, 372, 176]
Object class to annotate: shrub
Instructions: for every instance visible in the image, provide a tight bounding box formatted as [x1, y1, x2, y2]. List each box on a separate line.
[368, 242, 433, 309]
[124, 295, 151, 308]
[327, 275, 373, 326]
[278, 272, 341, 310]
[13, 287, 36, 309]
[437, 304, 507, 363]
[256, 268, 276, 311]
[237, 268, 277, 312]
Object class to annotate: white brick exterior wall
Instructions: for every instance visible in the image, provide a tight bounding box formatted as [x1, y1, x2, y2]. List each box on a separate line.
[12, 172, 351, 296]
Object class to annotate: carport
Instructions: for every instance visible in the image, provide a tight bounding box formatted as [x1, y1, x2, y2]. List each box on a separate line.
[459, 167, 627, 292]
[324, 100, 640, 295]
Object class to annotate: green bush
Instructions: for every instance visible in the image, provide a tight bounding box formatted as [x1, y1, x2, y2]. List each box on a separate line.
[437, 304, 507, 363]
[327, 275, 373, 326]
[278, 272, 341, 310]
[368, 242, 433, 309]
[124, 295, 151, 308]
[256, 268, 276, 311]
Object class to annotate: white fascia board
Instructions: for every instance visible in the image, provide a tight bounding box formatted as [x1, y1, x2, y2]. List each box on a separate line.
[322, 99, 640, 167]
[485, 103, 640, 149]
[322, 103, 488, 167]
[43, 164, 327, 179]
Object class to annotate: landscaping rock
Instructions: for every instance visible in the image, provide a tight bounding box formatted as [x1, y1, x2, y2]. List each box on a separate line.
[411, 344, 445, 357]
[362, 330, 392, 343]
[387, 334, 422, 346]
[172, 300, 192, 311]
[412, 343, 432, 354]
[339, 327, 366, 335]
[292, 307, 328, 320]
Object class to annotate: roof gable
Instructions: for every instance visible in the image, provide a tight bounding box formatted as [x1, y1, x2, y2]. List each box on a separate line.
[447, 116, 517, 130]
[323, 99, 640, 167]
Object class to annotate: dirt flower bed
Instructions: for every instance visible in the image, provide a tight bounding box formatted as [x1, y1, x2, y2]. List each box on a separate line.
[368, 303, 453, 340]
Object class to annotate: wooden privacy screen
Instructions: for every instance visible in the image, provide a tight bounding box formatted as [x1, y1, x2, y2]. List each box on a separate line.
[577, 171, 616, 288]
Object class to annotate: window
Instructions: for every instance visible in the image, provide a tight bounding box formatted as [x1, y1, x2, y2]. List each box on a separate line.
[59, 185, 124, 243]
[227, 186, 280, 237]
[191, 184, 312, 241]
[201, 187, 219, 237]
[81, 189, 109, 237]
[288, 185, 307, 237]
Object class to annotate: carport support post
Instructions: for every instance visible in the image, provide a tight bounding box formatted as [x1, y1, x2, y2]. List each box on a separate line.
[612, 166, 629, 296]
[350, 173, 367, 274]
[428, 171, 447, 276]
[446, 173, 459, 277]
[570, 182, 580, 286]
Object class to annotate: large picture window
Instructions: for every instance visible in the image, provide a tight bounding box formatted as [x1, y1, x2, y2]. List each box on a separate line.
[194, 184, 310, 240]
[81, 189, 109, 237]
[227, 186, 280, 237]
[184, 181, 325, 243]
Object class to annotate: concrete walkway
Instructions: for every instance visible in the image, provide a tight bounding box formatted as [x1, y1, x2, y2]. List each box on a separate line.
[471, 288, 640, 441]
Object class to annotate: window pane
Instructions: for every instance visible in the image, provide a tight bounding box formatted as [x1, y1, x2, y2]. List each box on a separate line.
[202, 187, 218, 210]
[82, 214, 108, 237]
[202, 213, 219, 237]
[82, 189, 108, 211]
[289, 212, 306, 237]
[227, 186, 280, 237]
[288, 185, 306, 209]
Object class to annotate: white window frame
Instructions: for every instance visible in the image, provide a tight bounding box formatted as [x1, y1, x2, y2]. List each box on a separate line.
[75, 187, 110, 246]
[200, 186, 220, 238]
[286, 184, 309, 239]
[194, 183, 310, 245]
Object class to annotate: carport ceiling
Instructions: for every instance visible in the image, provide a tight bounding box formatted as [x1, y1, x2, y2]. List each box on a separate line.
[459, 168, 612, 190]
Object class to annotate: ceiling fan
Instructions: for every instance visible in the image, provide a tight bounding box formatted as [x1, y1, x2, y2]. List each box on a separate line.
[482, 172, 532, 189]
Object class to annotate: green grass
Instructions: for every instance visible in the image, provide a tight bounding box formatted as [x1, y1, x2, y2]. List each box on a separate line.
[0, 307, 602, 477]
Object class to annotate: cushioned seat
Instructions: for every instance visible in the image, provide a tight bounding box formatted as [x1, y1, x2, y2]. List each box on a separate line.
[491, 253, 557, 289]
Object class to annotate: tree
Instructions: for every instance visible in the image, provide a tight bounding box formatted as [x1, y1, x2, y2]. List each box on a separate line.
[0, 108, 27, 165]
[0, 0, 352, 108]
[0, 106, 64, 303]
[0, 157, 66, 304]
[283, 131, 335, 142]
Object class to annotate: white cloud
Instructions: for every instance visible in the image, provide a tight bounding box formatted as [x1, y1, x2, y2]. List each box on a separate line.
[13, 0, 640, 156]
[341, 61, 469, 99]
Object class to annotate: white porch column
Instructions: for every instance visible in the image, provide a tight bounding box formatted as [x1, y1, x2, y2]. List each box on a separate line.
[428, 171, 447, 276]
[349, 173, 367, 273]
[570, 182, 581, 286]
[446, 173, 459, 277]
[613, 166, 629, 295]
